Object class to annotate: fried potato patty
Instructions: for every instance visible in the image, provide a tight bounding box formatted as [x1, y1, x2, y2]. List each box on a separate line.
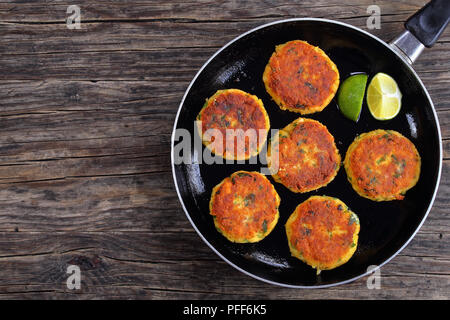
[344, 130, 421, 201]
[285, 196, 360, 273]
[197, 89, 270, 160]
[267, 118, 341, 193]
[210, 171, 280, 243]
[263, 40, 340, 114]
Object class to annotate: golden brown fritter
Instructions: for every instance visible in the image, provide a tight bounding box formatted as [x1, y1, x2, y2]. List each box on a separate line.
[267, 117, 341, 193]
[263, 40, 339, 114]
[210, 171, 280, 243]
[344, 129, 421, 201]
[285, 196, 360, 274]
[197, 89, 270, 160]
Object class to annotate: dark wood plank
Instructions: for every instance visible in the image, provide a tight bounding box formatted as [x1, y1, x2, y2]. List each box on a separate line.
[0, 0, 432, 23]
[0, 231, 447, 299]
[0, 24, 448, 81]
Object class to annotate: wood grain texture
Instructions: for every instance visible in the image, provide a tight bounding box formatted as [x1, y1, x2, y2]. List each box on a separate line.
[0, 0, 448, 299]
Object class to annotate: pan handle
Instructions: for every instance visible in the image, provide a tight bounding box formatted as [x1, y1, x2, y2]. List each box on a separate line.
[390, 0, 450, 64]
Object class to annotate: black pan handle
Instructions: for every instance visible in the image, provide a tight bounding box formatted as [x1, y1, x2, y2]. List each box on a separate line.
[390, 0, 450, 64]
[405, 0, 450, 48]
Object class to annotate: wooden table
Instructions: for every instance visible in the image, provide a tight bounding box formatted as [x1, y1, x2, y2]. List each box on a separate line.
[0, 0, 448, 299]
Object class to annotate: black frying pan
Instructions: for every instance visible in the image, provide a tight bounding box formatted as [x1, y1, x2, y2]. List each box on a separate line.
[171, 0, 448, 287]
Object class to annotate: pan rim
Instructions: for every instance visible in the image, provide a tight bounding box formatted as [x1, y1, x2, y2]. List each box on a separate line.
[170, 17, 443, 289]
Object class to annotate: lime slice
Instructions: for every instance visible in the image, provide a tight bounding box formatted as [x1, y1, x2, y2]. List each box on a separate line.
[367, 73, 402, 120]
[337, 74, 368, 122]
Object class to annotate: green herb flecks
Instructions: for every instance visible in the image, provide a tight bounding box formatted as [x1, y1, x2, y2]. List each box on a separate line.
[244, 193, 255, 207]
[392, 155, 407, 178]
[376, 155, 386, 165]
[391, 154, 399, 164]
[304, 227, 311, 236]
[237, 109, 244, 125]
[369, 177, 378, 186]
[305, 82, 317, 92]
[262, 220, 268, 233]
[380, 132, 393, 141]
[220, 115, 230, 127]
[401, 159, 407, 168]
[236, 172, 252, 178]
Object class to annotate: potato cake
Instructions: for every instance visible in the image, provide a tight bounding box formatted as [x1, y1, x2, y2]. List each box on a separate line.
[267, 117, 341, 193]
[344, 129, 421, 201]
[209, 171, 280, 243]
[285, 196, 360, 274]
[263, 40, 340, 114]
[197, 89, 270, 160]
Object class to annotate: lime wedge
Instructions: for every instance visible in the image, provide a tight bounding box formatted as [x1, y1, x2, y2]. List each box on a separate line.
[337, 74, 368, 122]
[367, 73, 402, 120]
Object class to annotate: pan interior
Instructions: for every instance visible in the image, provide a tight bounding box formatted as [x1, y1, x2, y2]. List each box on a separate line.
[173, 20, 441, 287]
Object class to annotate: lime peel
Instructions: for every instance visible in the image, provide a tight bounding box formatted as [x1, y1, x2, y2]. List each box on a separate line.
[337, 74, 368, 122]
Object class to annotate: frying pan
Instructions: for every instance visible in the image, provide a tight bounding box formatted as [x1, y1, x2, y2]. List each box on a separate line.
[171, 0, 449, 287]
